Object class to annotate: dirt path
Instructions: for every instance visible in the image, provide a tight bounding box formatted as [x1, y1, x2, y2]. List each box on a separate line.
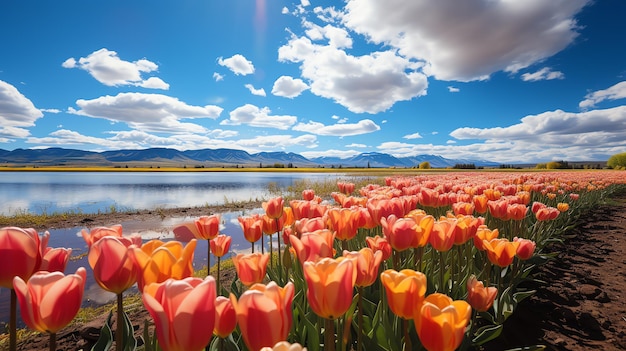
[6, 192, 626, 350]
[482, 190, 626, 350]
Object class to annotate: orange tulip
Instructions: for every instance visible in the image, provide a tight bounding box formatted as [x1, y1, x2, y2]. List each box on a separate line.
[143, 277, 216, 351]
[365, 235, 392, 261]
[483, 238, 519, 267]
[414, 293, 471, 351]
[263, 196, 285, 219]
[239, 214, 264, 244]
[473, 225, 499, 251]
[487, 200, 509, 220]
[230, 282, 294, 351]
[472, 195, 489, 214]
[88, 236, 139, 294]
[233, 253, 270, 286]
[13, 267, 86, 334]
[289, 200, 327, 220]
[289, 229, 335, 264]
[0, 227, 43, 289]
[452, 202, 475, 216]
[210, 235, 232, 258]
[214, 296, 236, 338]
[327, 207, 360, 241]
[343, 248, 383, 287]
[466, 275, 497, 312]
[380, 269, 427, 319]
[507, 203, 527, 221]
[39, 231, 72, 273]
[535, 207, 559, 221]
[367, 197, 404, 226]
[81, 224, 123, 247]
[337, 181, 355, 195]
[130, 239, 196, 292]
[302, 189, 316, 201]
[557, 202, 570, 212]
[294, 217, 326, 236]
[513, 237, 536, 260]
[429, 218, 456, 252]
[303, 257, 355, 320]
[452, 215, 482, 246]
[195, 215, 221, 240]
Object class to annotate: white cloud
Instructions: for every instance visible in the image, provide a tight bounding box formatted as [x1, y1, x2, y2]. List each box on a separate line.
[446, 140, 457, 144]
[293, 119, 380, 136]
[346, 143, 366, 148]
[403, 132, 422, 139]
[313, 6, 343, 23]
[521, 67, 565, 82]
[245, 84, 267, 97]
[63, 48, 169, 89]
[447, 86, 460, 93]
[40, 108, 61, 113]
[69, 92, 223, 134]
[208, 129, 238, 138]
[271, 76, 309, 98]
[282, 7, 289, 14]
[213, 72, 225, 82]
[221, 104, 297, 130]
[580, 81, 626, 109]
[278, 34, 427, 113]
[301, 0, 310, 7]
[217, 54, 255, 76]
[235, 134, 318, 151]
[342, 0, 589, 81]
[0, 80, 43, 138]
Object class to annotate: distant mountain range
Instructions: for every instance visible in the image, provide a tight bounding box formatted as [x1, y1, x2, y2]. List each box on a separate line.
[0, 147, 501, 168]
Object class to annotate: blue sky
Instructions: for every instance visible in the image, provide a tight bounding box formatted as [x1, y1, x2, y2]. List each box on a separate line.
[1, 0, 625, 164]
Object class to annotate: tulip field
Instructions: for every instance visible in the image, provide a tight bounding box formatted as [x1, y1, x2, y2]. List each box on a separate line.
[1, 170, 626, 351]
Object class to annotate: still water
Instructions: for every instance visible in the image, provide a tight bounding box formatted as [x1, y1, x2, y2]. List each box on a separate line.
[0, 171, 342, 215]
[0, 171, 347, 326]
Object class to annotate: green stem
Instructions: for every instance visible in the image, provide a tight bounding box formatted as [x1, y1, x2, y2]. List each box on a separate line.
[49, 332, 56, 351]
[325, 318, 336, 351]
[219, 337, 224, 351]
[207, 243, 211, 277]
[251, 241, 254, 254]
[276, 218, 282, 284]
[439, 250, 445, 293]
[403, 318, 411, 351]
[117, 292, 123, 351]
[357, 287, 363, 351]
[217, 256, 221, 294]
[10, 289, 16, 351]
[261, 234, 264, 254]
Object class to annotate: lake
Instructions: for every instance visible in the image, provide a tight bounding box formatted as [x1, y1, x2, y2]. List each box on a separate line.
[0, 171, 344, 215]
[0, 171, 349, 326]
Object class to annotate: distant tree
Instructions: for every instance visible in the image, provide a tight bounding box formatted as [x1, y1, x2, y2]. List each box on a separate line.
[546, 160, 569, 169]
[607, 152, 626, 169]
[535, 163, 547, 169]
[367, 161, 371, 168]
[418, 161, 431, 169]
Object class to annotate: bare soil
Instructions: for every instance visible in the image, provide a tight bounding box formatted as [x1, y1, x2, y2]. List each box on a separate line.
[6, 193, 626, 350]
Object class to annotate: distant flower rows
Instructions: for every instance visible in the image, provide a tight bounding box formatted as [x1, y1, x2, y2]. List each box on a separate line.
[1, 170, 625, 351]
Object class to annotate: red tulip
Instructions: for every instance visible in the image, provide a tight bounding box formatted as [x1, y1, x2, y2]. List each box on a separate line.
[466, 275, 497, 312]
[302, 189, 316, 201]
[210, 235, 232, 258]
[381, 215, 419, 252]
[429, 218, 456, 252]
[81, 224, 124, 247]
[214, 296, 236, 338]
[513, 237, 536, 260]
[239, 214, 264, 244]
[143, 277, 216, 351]
[88, 236, 139, 294]
[0, 227, 43, 288]
[263, 197, 284, 219]
[13, 267, 86, 334]
[230, 282, 294, 351]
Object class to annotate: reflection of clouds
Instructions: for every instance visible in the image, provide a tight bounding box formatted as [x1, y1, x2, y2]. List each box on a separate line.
[0, 172, 337, 215]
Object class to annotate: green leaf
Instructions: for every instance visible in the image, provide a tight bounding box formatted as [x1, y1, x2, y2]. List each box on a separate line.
[513, 289, 537, 303]
[91, 311, 113, 351]
[122, 310, 138, 351]
[471, 324, 503, 345]
[502, 346, 546, 351]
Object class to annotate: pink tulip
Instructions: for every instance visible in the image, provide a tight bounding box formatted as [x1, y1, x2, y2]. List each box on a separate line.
[88, 236, 139, 294]
[13, 267, 86, 334]
[0, 227, 43, 288]
[143, 277, 216, 351]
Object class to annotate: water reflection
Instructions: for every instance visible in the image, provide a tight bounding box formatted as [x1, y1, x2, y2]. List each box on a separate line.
[0, 171, 342, 215]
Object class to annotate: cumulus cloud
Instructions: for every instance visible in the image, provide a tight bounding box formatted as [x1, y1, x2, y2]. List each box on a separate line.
[300, 148, 361, 159]
[447, 86, 460, 93]
[272, 76, 309, 98]
[403, 132, 422, 139]
[521, 67, 565, 82]
[62, 48, 169, 89]
[217, 54, 255, 75]
[235, 134, 318, 151]
[346, 143, 367, 148]
[292, 119, 380, 136]
[221, 104, 297, 129]
[580, 81, 626, 109]
[342, 0, 589, 81]
[245, 84, 267, 96]
[278, 34, 427, 113]
[0, 80, 43, 138]
[68, 92, 223, 134]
